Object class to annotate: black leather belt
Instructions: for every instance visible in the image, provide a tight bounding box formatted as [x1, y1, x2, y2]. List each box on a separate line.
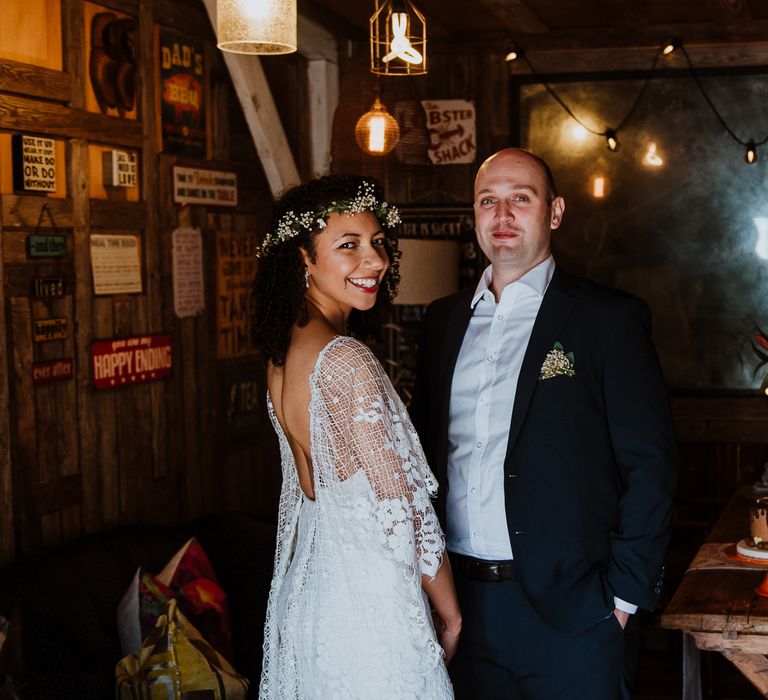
[450, 552, 516, 583]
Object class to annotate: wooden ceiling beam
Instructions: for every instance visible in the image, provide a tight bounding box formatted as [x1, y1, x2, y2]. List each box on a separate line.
[506, 41, 768, 75]
[503, 19, 768, 51]
[703, 0, 753, 25]
[595, 0, 650, 27]
[476, 0, 549, 33]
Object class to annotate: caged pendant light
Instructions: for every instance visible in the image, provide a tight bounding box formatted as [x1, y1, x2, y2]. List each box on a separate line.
[370, 0, 427, 76]
[216, 0, 297, 55]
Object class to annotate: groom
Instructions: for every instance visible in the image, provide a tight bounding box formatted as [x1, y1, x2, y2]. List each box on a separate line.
[411, 148, 677, 699]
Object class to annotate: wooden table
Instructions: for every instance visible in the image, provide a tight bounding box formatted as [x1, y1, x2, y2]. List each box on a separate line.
[662, 488, 768, 698]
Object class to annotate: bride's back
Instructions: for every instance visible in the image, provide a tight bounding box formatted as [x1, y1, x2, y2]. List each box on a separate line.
[267, 318, 336, 501]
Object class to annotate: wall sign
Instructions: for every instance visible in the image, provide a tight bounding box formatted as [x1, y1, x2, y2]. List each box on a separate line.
[90, 234, 142, 294]
[172, 167, 237, 207]
[12, 135, 57, 192]
[172, 227, 204, 318]
[32, 358, 73, 385]
[421, 99, 477, 165]
[33, 318, 68, 342]
[31, 276, 65, 299]
[222, 366, 263, 444]
[28, 235, 66, 258]
[159, 29, 206, 158]
[92, 335, 172, 389]
[216, 231, 257, 359]
[102, 150, 137, 187]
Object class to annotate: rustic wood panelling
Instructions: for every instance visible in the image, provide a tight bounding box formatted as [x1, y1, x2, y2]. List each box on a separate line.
[0, 58, 71, 102]
[0, 94, 142, 148]
[89, 200, 148, 229]
[10, 296, 40, 552]
[0, 202, 14, 565]
[673, 397, 768, 443]
[1, 196, 74, 230]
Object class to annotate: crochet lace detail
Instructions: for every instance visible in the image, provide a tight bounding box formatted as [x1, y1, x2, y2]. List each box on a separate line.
[259, 336, 452, 699]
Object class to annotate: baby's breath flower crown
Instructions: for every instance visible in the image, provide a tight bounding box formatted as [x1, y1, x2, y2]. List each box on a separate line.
[258, 180, 400, 257]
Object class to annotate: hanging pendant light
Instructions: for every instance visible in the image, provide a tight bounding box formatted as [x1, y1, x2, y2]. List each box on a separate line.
[216, 0, 297, 55]
[370, 0, 427, 76]
[355, 98, 400, 156]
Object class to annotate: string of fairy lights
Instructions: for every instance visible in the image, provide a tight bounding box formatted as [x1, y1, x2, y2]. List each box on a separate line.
[505, 39, 767, 165]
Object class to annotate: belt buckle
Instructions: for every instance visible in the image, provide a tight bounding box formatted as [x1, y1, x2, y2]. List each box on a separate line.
[487, 563, 501, 581]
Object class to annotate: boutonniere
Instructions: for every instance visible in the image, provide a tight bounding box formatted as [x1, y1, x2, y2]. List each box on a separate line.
[539, 341, 575, 380]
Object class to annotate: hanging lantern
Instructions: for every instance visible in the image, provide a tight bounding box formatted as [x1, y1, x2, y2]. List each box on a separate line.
[355, 98, 400, 156]
[216, 0, 297, 55]
[370, 0, 427, 76]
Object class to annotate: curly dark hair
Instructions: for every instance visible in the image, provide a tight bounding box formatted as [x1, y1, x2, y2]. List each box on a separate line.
[252, 174, 401, 366]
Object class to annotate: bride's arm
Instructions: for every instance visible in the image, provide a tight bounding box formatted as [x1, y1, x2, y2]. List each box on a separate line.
[422, 557, 462, 662]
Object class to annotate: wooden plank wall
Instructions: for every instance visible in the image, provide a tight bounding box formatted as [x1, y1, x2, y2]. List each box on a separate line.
[0, 0, 283, 564]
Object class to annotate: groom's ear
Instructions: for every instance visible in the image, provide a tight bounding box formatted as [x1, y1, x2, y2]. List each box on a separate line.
[550, 197, 565, 230]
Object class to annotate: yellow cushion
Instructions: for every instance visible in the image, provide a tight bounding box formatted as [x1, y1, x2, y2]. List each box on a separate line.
[116, 598, 248, 699]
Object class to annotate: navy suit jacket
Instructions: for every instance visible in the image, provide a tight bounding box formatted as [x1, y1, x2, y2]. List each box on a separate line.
[411, 267, 678, 633]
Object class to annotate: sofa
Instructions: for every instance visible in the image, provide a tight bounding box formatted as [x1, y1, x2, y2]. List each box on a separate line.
[0, 513, 276, 699]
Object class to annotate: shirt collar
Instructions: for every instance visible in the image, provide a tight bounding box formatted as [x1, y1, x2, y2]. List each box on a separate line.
[470, 256, 555, 309]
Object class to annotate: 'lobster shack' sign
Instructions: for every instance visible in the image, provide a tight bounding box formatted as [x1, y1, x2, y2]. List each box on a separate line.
[91, 335, 172, 389]
[421, 100, 476, 165]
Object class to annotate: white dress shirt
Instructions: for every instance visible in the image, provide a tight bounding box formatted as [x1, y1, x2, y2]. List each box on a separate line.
[445, 255, 638, 615]
[446, 256, 554, 560]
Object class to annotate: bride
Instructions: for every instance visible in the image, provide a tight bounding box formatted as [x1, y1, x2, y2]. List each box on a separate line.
[252, 174, 460, 699]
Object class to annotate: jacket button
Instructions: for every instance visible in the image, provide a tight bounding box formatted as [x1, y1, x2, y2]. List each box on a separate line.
[513, 530, 527, 535]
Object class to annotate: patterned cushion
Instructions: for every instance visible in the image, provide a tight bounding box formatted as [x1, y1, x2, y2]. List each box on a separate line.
[116, 598, 248, 699]
[117, 538, 233, 662]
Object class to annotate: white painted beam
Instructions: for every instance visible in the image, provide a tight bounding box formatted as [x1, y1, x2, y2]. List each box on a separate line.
[203, 0, 300, 196]
[299, 15, 339, 176]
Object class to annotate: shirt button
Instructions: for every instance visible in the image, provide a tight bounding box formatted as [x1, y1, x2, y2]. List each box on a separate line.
[472, 531, 479, 538]
[496, 314, 504, 321]
[486, 355, 494, 362]
[475, 441, 483, 449]
[470, 487, 477, 494]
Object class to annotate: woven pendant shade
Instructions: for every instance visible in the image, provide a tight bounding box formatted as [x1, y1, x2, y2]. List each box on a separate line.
[355, 98, 400, 156]
[217, 0, 297, 55]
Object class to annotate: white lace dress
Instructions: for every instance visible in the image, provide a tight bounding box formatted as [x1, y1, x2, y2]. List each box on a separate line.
[259, 336, 453, 700]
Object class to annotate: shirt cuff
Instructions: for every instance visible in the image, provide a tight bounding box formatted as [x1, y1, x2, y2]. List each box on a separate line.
[613, 596, 637, 615]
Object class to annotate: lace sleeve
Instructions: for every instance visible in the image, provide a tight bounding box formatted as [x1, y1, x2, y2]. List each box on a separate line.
[313, 337, 445, 578]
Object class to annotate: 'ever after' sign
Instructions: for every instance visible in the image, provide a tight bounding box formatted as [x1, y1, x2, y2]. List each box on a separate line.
[91, 335, 172, 389]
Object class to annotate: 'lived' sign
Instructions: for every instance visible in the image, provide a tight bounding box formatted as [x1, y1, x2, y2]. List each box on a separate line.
[91, 335, 173, 389]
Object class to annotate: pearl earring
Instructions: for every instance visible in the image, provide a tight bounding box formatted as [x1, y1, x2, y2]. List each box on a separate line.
[304, 269, 310, 289]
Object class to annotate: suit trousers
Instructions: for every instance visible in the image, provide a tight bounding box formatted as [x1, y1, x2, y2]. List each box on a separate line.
[450, 564, 625, 700]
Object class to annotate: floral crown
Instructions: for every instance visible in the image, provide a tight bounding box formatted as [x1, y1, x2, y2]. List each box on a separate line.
[258, 181, 401, 256]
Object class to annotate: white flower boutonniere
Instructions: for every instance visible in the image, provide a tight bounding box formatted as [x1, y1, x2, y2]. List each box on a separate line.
[539, 342, 575, 380]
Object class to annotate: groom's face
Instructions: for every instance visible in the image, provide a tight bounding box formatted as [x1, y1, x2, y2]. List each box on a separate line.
[473, 149, 564, 279]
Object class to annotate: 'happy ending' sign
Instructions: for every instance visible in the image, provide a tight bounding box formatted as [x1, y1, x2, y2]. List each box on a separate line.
[91, 335, 172, 389]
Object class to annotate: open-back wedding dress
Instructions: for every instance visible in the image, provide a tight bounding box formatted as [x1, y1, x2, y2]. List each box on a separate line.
[259, 336, 453, 699]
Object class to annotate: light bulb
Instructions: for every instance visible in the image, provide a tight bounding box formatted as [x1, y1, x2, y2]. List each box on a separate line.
[368, 116, 386, 153]
[642, 142, 664, 167]
[383, 10, 422, 64]
[592, 176, 606, 199]
[605, 130, 619, 152]
[746, 142, 758, 164]
[662, 39, 680, 56]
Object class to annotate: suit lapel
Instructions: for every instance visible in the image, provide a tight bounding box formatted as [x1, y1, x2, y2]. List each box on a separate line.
[505, 268, 577, 460]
